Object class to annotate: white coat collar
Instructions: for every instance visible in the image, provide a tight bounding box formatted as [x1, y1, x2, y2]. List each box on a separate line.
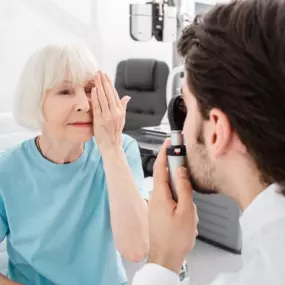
[240, 183, 285, 243]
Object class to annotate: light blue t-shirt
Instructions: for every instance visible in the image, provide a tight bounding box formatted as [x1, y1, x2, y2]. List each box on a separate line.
[0, 134, 148, 285]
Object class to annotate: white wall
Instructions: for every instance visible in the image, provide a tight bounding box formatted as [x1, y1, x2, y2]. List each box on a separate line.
[96, 0, 172, 79]
[0, 0, 172, 114]
[0, 0, 102, 113]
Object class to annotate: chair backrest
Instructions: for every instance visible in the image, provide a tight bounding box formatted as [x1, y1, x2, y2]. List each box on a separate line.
[115, 59, 169, 131]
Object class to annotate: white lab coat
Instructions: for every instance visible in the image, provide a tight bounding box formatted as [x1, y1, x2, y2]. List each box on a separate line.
[132, 184, 285, 285]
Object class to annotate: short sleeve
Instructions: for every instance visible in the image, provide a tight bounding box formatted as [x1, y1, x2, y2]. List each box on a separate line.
[0, 196, 8, 243]
[124, 138, 150, 201]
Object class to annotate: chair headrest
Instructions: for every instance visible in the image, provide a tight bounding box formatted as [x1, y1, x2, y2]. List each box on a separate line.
[124, 59, 156, 91]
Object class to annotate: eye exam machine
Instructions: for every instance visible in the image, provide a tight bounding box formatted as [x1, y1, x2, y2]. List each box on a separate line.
[129, 0, 242, 255]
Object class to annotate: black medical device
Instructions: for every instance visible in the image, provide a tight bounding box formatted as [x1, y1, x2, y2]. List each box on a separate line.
[166, 95, 187, 201]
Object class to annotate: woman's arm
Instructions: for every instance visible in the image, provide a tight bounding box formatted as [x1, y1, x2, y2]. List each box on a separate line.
[102, 146, 149, 262]
[0, 274, 21, 285]
[92, 71, 149, 262]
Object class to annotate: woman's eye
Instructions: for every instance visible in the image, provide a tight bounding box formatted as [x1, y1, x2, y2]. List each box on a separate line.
[59, 89, 71, 95]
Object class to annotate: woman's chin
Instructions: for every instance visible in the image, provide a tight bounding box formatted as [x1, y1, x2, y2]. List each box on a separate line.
[66, 132, 94, 143]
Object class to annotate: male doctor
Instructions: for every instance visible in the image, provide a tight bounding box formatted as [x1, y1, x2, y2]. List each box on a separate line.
[132, 0, 285, 284]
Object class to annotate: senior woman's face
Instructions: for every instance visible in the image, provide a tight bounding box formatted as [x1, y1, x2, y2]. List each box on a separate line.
[42, 79, 94, 142]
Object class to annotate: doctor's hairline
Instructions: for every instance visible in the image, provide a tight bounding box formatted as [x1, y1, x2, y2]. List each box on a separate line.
[13, 42, 98, 131]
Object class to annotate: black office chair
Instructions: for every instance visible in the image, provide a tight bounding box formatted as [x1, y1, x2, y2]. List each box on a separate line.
[115, 58, 169, 131]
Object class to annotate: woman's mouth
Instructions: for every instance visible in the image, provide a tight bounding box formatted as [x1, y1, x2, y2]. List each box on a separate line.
[69, 122, 93, 127]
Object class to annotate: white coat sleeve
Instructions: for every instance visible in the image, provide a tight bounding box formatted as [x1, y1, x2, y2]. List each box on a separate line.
[131, 264, 181, 285]
[131, 253, 276, 285]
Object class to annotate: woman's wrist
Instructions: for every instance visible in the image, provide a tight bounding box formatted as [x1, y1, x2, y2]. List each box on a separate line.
[100, 145, 125, 161]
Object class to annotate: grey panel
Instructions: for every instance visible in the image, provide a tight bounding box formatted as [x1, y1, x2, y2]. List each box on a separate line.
[195, 2, 215, 16]
[194, 192, 242, 252]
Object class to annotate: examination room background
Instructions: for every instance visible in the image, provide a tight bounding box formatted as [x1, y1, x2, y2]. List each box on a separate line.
[0, 0, 173, 113]
[0, 0, 242, 284]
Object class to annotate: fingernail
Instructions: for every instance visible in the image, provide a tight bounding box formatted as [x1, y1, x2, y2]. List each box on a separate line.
[179, 167, 188, 178]
[124, 96, 131, 104]
[164, 138, 171, 147]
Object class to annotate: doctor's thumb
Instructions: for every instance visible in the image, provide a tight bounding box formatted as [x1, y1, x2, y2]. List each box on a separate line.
[175, 167, 193, 202]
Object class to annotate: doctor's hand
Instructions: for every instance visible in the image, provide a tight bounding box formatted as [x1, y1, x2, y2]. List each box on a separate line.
[148, 139, 198, 275]
[92, 71, 130, 155]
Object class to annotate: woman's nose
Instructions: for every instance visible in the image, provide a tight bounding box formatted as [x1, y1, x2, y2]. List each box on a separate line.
[75, 91, 91, 112]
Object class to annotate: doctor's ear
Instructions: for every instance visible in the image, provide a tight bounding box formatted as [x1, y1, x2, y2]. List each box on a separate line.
[208, 109, 247, 156]
[207, 109, 232, 156]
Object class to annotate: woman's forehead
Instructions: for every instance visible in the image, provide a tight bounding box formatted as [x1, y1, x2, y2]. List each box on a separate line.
[54, 72, 95, 87]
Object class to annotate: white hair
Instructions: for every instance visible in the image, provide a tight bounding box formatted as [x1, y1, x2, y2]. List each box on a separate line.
[13, 43, 98, 130]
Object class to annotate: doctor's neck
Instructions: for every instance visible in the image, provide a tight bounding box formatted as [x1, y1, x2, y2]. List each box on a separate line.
[36, 134, 84, 164]
[219, 158, 269, 210]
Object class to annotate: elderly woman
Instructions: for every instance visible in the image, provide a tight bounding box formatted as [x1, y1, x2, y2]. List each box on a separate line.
[0, 44, 149, 285]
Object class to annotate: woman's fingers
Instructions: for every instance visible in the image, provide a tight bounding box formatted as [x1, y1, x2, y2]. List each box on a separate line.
[120, 96, 131, 111]
[100, 71, 117, 113]
[94, 72, 110, 116]
[93, 70, 129, 123]
[104, 73, 124, 110]
[91, 87, 101, 116]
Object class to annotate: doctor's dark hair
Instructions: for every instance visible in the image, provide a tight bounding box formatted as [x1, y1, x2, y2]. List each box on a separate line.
[177, 0, 285, 195]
